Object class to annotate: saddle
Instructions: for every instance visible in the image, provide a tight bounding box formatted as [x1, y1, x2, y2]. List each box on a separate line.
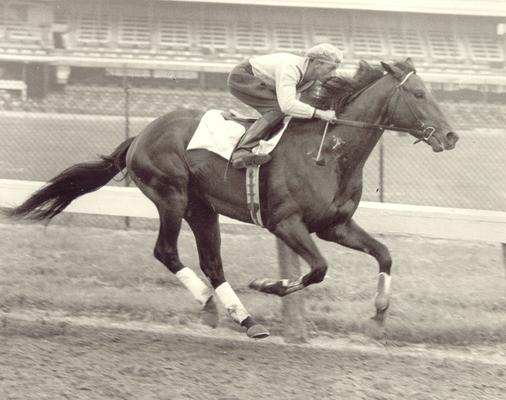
[221, 109, 284, 141]
[187, 109, 290, 162]
[221, 109, 258, 129]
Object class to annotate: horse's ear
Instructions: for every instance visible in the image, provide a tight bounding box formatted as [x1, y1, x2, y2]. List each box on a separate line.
[381, 61, 403, 78]
[405, 57, 415, 70]
[359, 59, 370, 69]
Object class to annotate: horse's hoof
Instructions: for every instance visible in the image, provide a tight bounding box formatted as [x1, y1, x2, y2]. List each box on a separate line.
[249, 279, 284, 296]
[371, 309, 387, 324]
[250, 278, 266, 289]
[374, 295, 390, 313]
[247, 324, 270, 340]
[200, 296, 219, 329]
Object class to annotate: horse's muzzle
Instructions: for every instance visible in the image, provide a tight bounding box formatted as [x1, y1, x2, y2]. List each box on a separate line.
[444, 131, 459, 150]
[430, 130, 459, 152]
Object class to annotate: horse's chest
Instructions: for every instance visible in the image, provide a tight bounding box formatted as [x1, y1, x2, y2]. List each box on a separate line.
[329, 198, 358, 224]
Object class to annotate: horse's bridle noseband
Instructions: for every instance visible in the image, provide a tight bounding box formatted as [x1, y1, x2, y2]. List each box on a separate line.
[413, 126, 436, 145]
[393, 71, 439, 146]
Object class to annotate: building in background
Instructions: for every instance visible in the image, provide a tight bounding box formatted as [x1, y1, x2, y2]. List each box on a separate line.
[0, 0, 504, 105]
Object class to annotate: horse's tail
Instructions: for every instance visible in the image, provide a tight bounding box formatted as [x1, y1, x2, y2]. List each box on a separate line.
[6, 137, 135, 222]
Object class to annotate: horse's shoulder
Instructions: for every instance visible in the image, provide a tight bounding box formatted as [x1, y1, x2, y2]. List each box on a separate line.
[285, 117, 326, 138]
[160, 108, 203, 124]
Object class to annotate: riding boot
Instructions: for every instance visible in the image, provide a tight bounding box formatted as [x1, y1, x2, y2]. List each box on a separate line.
[231, 111, 284, 169]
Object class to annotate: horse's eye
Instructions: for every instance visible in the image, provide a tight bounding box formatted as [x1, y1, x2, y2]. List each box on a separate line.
[414, 90, 425, 99]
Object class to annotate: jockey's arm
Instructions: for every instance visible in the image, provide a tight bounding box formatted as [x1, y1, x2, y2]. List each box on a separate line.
[275, 63, 336, 122]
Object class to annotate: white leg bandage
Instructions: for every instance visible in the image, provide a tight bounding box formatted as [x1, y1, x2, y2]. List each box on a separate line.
[215, 282, 250, 324]
[377, 272, 392, 296]
[175, 267, 213, 305]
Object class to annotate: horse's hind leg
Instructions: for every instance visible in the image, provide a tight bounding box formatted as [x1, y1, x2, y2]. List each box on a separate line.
[185, 198, 270, 339]
[126, 114, 221, 328]
[153, 192, 218, 328]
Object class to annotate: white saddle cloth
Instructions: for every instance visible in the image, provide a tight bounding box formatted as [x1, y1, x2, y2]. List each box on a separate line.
[187, 109, 291, 160]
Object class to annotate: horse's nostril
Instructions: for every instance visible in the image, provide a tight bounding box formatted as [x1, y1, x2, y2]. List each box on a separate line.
[446, 132, 459, 145]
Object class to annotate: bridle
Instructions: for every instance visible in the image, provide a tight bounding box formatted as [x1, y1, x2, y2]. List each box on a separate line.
[389, 71, 438, 145]
[315, 70, 441, 163]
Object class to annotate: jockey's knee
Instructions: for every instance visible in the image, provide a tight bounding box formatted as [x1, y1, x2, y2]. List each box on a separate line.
[261, 110, 285, 125]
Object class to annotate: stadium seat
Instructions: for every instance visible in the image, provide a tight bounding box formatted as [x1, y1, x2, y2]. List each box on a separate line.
[76, 13, 112, 47]
[350, 27, 387, 59]
[234, 21, 269, 54]
[196, 20, 229, 55]
[118, 13, 152, 49]
[464, 32, 505, 65]
[6, 25, 42, 45]
[387, 28, 427, 61]
[310, 26, 348, 55]
[0, 2, 44, 48]
[158, 17, 192, 51]
[426, 30, 466, 63]
[26, 0, 506, 73]
[272, 24, 307, 52]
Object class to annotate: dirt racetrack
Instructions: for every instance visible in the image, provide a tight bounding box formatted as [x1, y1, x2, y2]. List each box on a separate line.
[1, 310, 505, 400]
[1, 220, 505, 399]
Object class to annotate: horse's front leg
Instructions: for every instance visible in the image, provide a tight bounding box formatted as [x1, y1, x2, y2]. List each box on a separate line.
[250, 214, 328, 296]
[316, 218, 392, 321]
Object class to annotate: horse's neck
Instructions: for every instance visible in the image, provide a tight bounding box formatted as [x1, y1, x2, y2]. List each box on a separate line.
[334, 78, 392, 167]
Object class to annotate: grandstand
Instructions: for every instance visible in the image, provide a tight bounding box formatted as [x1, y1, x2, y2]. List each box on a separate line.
[0, 0, 504, 212]
[0, 0, 505, 123]
[1, 1, 504, 68]
[1, 2, 505, 67]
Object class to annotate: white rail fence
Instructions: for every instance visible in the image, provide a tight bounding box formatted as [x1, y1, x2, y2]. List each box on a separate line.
[2, 179, 505, 243]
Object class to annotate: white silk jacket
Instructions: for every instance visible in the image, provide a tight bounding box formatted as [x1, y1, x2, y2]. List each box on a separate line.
[249, 53, 316, 118]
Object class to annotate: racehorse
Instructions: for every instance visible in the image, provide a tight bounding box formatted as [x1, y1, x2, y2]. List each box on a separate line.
[6, 58, 458, 339]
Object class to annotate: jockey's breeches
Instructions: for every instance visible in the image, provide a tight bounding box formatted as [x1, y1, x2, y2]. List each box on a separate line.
[227, 61, 281, 115]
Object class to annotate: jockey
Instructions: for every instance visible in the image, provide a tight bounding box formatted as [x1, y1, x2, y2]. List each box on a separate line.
[227, 43, 342, 169]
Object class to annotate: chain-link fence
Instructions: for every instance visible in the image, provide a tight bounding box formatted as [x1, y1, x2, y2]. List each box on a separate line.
[1, 80, 505, 212]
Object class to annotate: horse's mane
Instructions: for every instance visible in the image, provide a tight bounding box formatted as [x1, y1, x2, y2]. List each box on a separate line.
[322, 60, 384, 114]
[301, 59, 416, 115]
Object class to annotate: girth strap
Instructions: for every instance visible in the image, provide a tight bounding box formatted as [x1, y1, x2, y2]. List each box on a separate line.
[246, 165, 263, 227]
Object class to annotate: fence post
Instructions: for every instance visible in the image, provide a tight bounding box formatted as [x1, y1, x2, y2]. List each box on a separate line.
[277, 238, 307, 343]
[503, 243, 506, 295]
[379, 134, 385, 202]
[122, 67, 131, 229]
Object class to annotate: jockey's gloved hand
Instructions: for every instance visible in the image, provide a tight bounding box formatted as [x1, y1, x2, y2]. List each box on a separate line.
[315, 109, 338, 124]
